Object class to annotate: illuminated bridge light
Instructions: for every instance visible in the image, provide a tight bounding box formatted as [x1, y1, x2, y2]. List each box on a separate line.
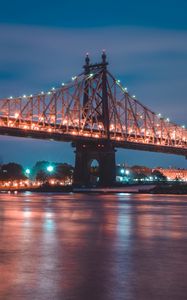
[23, 95, 27, 98]
[122, 87, 128, 92]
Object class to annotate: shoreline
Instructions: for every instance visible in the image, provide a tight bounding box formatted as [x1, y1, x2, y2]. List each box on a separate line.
[0, 183, 187, 195]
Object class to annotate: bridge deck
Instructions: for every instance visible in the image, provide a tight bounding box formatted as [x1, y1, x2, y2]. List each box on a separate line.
[0, 125, 186, 157]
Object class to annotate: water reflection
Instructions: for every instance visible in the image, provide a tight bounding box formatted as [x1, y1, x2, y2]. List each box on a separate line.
[0, 193, 187, 299]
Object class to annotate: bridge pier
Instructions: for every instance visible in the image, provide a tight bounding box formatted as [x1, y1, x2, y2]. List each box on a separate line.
[73, 141, 116, 187]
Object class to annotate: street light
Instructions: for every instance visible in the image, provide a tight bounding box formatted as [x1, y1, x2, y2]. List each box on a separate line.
[120, 169, 125, 175]
[25, 168, 31, 175]
[47, 165, 54, 173]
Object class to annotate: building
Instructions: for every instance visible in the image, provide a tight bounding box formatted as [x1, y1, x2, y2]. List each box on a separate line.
[155, 168, 187, 181]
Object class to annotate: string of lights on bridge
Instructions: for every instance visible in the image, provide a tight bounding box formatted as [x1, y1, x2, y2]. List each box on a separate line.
[115, 79, 186, 129]
[6, 73, 186, 130]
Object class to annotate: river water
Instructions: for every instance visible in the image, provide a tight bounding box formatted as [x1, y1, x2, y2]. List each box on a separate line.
[0, 192, 187, 300]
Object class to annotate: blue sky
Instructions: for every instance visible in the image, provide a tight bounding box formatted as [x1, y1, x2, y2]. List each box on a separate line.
[1, 0, 187, 30]
[0, 0, 187, 168]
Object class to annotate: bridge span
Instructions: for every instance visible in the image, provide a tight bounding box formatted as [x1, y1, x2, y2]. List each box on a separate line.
[0, 52, 186, 186]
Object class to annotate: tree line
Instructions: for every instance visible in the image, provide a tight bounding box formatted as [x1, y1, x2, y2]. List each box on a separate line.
[0, 161, 74, 182]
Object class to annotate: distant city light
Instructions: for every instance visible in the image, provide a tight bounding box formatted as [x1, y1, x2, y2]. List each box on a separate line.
[125, 170, 130, 175]
[120, 169, 125, 174]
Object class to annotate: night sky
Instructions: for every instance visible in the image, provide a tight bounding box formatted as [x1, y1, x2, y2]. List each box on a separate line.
[0, 0, 187, 168]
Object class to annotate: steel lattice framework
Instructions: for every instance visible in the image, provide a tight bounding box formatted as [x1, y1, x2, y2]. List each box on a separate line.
[0, 54, 187, 157]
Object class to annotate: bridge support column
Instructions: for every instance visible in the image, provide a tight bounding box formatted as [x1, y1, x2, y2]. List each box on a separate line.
[73, 142, 116, 187]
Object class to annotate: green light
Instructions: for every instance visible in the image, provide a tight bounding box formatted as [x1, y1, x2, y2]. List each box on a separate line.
[25, 168, 31, 175]
[47, 165, 54, 173]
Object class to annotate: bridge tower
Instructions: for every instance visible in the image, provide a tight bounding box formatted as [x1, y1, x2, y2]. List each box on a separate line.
[73, 52, 116, 187]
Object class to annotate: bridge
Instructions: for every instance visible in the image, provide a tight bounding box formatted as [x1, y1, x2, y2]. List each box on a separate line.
[0, 52, 187, 186]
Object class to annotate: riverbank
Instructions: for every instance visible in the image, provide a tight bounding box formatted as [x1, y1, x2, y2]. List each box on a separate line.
[0, 184, 73, 193]
[147, 184, 187, 194]
[0, 183, 187, 194]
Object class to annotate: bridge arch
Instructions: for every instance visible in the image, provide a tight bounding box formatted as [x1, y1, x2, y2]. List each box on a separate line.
[88, 159, 100, 185]
[73, 141, 116, 187]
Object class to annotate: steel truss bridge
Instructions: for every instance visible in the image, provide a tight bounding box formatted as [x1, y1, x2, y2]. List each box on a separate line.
[0, 52, 186, 186]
